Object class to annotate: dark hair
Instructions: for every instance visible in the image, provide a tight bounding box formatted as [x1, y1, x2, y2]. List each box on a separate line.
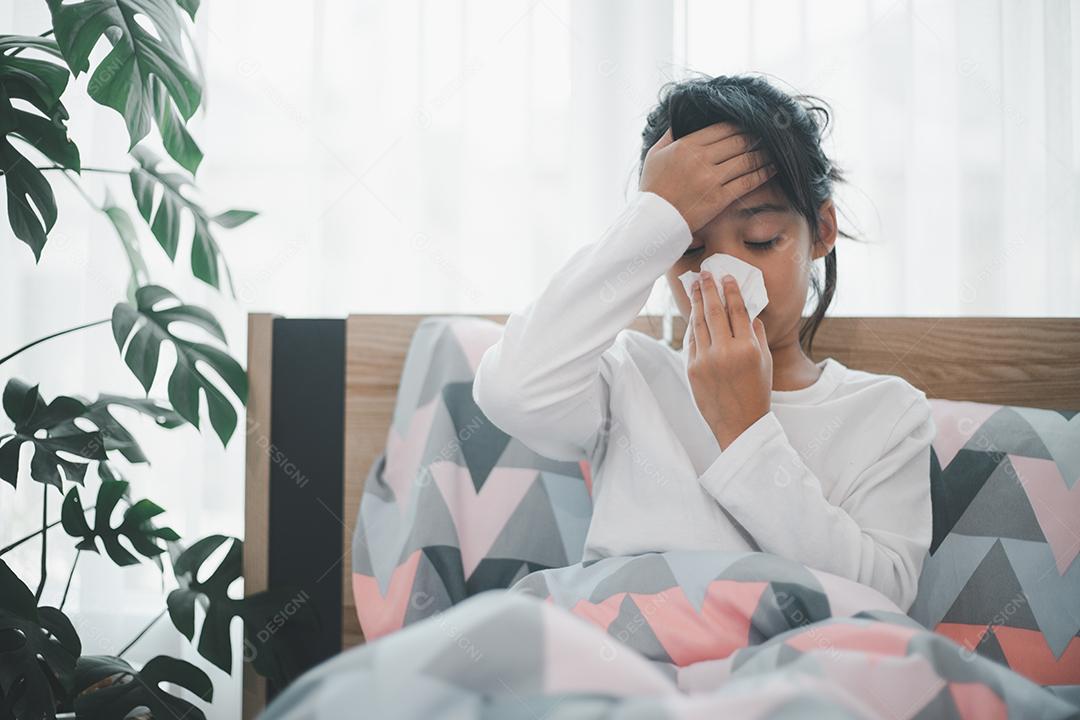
[637, 72, 858, 356]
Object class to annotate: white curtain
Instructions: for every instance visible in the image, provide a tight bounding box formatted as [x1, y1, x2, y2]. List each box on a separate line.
[2, 1, 1077, 717]
[679, 0, 1079, 317]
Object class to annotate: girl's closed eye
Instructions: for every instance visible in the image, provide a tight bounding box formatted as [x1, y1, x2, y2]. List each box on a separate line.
[681, 237, 780, 257]
[746, 236, 780, 251]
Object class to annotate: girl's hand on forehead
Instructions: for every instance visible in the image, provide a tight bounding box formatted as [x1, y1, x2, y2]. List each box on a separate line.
[686, 270, 773, 451]
[639, 122, 778, 235]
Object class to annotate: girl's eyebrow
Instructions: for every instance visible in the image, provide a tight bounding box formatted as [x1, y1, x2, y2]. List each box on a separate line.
[735, 202, 791, 218]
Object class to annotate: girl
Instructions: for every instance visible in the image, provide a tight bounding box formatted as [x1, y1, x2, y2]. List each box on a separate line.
[472, 74, 934, 613]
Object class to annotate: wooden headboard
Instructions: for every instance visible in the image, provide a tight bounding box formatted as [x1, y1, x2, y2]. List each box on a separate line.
[241, 313, 1080, 717]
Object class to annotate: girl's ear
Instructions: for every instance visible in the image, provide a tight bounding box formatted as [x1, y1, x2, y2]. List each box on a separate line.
[811, 198, 838, 260]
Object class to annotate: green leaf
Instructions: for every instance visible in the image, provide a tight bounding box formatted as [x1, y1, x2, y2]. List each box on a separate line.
[0, 559, 82, 720]
[150, 76, 202, 174]
[53, 393, 187, 465]
[46, 0, 202, 172]
[0, 137, 58, 261]
[167, 535, 240, 672]
[0, 379, 107, 490]
[211, 209, 258, 228]
[94, 463, 173, 575]
[166, 536, 318, 681]
[111, 285, 247, 445]
[0, 36, 77, 260]
[103, 189, 150, 303]
[0, 35, 65, 56]
[61, 479, 179, 566]
[92, 394, 186, 428]
[72, 655, 211, 720]
[6, 108, 80, 171]
[0, 35, 70, 124]
[129, 147, 240, 291]
[176, 0, 201, 21]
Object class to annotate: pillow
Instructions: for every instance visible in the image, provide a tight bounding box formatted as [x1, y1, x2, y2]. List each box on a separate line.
[911, 398, 1080, 704]
[351, 316, 593, 640]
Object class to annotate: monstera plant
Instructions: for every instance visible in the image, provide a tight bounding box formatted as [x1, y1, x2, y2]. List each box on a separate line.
[0, 3, 314, 718]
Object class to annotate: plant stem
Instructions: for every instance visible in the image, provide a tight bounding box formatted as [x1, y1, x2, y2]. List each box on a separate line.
[60, 549, 81, 610]
[0, 318, 110, 367]
[0, 505, 94, 555]
[38, 165, 128, 176]
[36, 486, 47, 601]
[118, 608, 167, 657]
[56, 168, 103, 210]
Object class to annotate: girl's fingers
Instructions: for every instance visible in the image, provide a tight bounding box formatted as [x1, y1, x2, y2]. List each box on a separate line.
[722, 163, 779, 202]
[689, 279, 711, 351]
[699, 272, 732, 341]
[689, 121, 744, 147]
[720, 275, 751, 338]
[704, 132, 756, 167]
[714, 146, 772, 186]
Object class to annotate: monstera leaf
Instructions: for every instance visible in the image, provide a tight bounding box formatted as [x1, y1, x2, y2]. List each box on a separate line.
[84, 394, 186, 463]
[148, 74, 202, 174]
[0, 136, 57, 261]
[52, 394, 186, 465]
[0, 35, 70, 123]
[0, 560, 82, 720]
[129, 147, 257, 291]
[45, 0, 203, 173]
[61, 479, 179, 567]
[72, 655, 211, 720]
[167, 536, 318, 681]
[0, 95, 79, 172]
[111, 285, 247, 445]
[166, 535, 240, 673]
[0, 35, 78, 260]
[0, 379, 107, 490]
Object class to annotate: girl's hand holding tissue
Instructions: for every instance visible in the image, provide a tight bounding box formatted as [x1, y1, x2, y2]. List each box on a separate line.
[639, 122, 777, 234]
[687, 270, 773, 450]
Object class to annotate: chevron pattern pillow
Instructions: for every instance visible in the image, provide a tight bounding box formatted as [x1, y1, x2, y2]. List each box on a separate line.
[910, 399, 1080, 704]
[351, 316, 593, 640]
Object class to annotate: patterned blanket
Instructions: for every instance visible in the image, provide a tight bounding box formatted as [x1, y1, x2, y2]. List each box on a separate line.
[266, 550, 1078, 719]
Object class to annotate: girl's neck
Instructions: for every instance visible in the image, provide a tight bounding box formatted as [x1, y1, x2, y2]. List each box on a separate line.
[769, 336, 824, 391]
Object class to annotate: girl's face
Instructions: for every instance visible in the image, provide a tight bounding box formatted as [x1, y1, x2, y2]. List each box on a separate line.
[664, 179, 837, 348]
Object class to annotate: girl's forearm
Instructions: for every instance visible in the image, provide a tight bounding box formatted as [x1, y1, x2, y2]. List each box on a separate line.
[473, 191, 691, 460]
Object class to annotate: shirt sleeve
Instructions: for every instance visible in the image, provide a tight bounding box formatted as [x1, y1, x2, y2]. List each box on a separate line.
[472, 190, 692, 462]
[697, 395, 936, 612]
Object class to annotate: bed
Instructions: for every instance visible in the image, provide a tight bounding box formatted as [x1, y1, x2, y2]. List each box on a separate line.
[242, 313, 1080, 718]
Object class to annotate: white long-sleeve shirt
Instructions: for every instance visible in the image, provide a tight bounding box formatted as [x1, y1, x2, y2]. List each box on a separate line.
[472, 189, 935, 612]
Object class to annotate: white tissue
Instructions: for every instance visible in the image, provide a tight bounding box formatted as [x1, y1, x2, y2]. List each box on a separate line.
[677, 253, 769, 322]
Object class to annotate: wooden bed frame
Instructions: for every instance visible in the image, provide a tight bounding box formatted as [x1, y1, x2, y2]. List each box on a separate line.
[241, 313, 1080, 717]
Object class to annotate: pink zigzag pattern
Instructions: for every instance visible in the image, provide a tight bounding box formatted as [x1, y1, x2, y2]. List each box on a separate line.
[352, 549, 423, 641]
[431, 462, 538, 579]
[928, 399, 1002, 469]
[564, 582, 768, 667]
[1010, 454, 1080, 574]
